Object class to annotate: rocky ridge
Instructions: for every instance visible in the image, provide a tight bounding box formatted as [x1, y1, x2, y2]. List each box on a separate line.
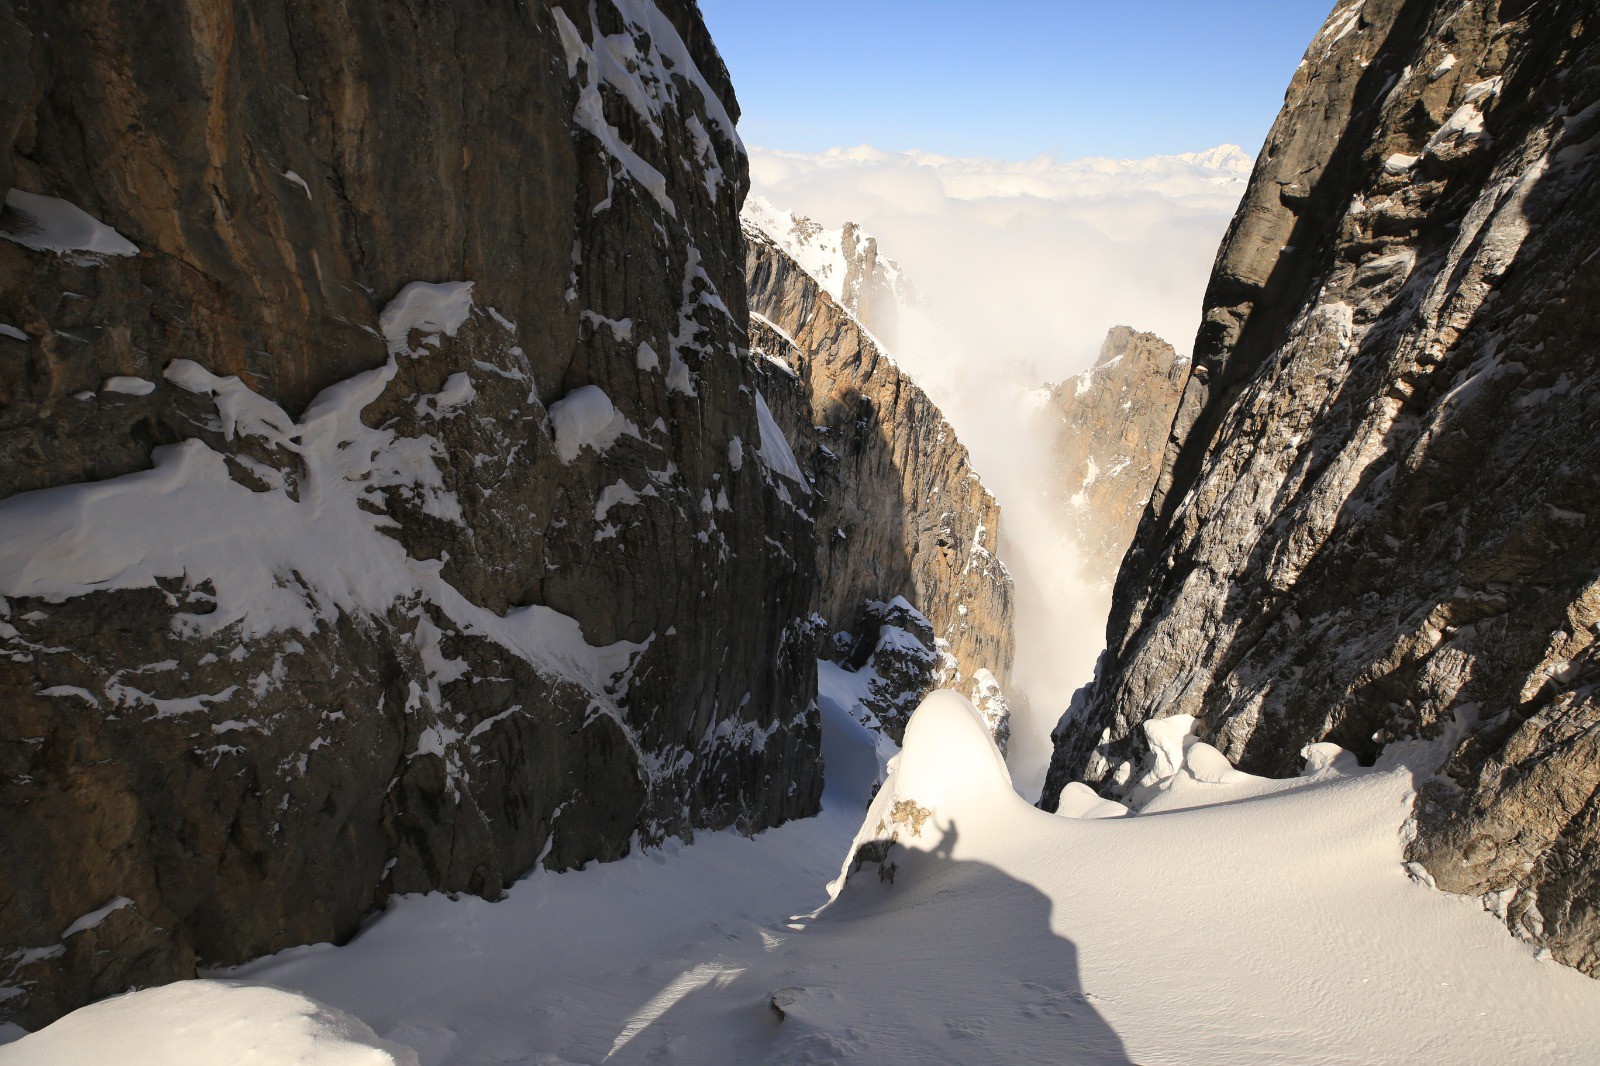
[1046, 326, 1188, 585]
[742, 195, 918, 352]
[1045, 0, 1600, 976]
[744, 218, 1014, 742]
[0, 0, 823, 1027]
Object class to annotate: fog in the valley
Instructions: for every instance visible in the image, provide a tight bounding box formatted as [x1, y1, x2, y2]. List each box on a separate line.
[749, 143, 1249, 792]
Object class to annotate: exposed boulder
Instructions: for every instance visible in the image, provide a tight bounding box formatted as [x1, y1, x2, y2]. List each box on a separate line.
[1045, 0, 1600, 976]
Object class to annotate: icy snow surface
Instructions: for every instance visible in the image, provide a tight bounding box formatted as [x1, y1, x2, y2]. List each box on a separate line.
[548, 384, 626, 463]
[379, 281, 476, 356]
[753, 390, 806, 486]
[99, 376, 156, 397]
[7, 685, 1586, 1063]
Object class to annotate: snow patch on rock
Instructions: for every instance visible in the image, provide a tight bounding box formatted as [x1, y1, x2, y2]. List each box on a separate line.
[548, 384, 626, 463]
[0, 190, 139, 260]
[754, 391, 806, 486]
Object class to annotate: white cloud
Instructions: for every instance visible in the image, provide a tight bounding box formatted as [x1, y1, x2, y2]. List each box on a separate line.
[748, 143, 1249, 380]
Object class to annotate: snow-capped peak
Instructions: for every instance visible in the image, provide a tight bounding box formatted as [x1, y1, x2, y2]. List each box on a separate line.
[742, 195, 918, 316]
[1174, 143, 1255, 177]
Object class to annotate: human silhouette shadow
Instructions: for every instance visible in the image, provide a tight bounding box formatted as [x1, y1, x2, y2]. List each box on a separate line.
[605, 823, 1134, 1064]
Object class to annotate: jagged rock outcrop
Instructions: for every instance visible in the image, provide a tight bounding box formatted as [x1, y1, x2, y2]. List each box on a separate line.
[1047, 326, 1187, 584]
[1045, 0, 1600, 976]
[0, 0, 823, 1028]
[743, 196, 918, 350]
[744, 225, 1014, 742]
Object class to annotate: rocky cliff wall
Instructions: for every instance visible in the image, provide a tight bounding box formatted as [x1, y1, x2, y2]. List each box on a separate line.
[745, 224, 1014, 740]
[1045, 0, 1600, 976]
[1047, 326, 1187, 585]
[0, 0, 822, 1027]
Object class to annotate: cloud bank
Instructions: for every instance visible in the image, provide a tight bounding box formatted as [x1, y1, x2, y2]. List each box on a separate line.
[748, 143, 1251, 382]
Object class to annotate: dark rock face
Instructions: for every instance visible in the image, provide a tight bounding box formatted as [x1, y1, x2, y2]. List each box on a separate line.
[1045, 0, 1600, 976]
[1047, 326, 1187, 585]
[744, 226, 1015, 731]
[0, 0, 822, 1027]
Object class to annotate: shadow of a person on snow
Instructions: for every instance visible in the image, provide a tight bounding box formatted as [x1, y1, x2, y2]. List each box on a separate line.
[929, 816, 959, 860]
[612, 820, 1134, 1064]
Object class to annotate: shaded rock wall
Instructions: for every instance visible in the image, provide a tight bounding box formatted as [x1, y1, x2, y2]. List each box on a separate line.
[1045, 0, 1600, 976]
[0, 0, 821, 1027]
[1047, 326, 1187, 585]
[745, 226, 1014, 740]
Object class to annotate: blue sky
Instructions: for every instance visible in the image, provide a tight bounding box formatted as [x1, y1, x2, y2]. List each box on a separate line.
[698, 0, 1334, 160]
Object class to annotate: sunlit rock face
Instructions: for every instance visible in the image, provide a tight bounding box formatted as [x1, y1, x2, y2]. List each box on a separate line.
[0, 0, 824, 1027]
[744, 219, 1015, 741]
[1046, 0, 1600, 976]
[1046, 325, 1187, 586]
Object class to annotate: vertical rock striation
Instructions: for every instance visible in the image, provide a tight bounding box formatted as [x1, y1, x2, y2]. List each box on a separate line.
[1045, 0, 1600, 976]
[745, 222, 1014, 741]
[0, 0, 822, 1027]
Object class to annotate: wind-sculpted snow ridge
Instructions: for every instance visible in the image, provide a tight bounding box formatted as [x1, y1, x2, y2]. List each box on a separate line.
[1046, 0, 1600, 976]
[15, 689, 1600, 1063]
[0, 983, 420, 1066]
[0, 0, 821, 1030]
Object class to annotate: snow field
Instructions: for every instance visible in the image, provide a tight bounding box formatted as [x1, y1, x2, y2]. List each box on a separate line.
[12, 683, 1600, 1063]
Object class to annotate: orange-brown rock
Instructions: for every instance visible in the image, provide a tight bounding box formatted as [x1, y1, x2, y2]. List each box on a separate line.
[1047, 326, 1187, 585]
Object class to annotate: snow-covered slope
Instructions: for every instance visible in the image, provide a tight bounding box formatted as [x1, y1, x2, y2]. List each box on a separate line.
[11, 688, 1600, 1064]
[0, 984, 418, 1066]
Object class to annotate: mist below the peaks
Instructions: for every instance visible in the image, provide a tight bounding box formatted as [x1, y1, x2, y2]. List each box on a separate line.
[747, 142, 1249, 796]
